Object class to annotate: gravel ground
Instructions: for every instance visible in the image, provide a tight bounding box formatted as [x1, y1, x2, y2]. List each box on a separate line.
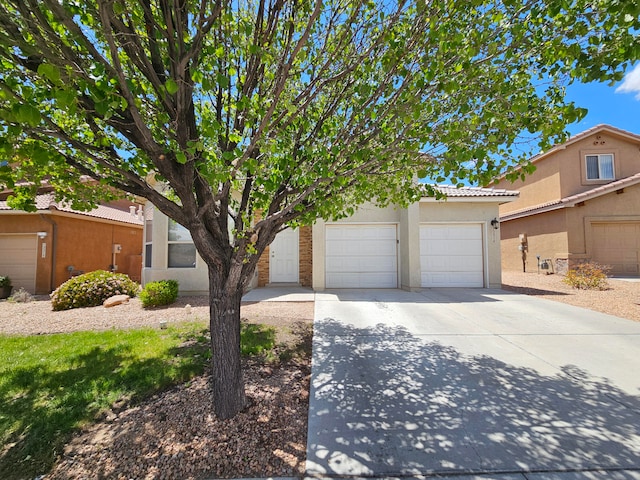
[3, 273, 637, 479]
[502, 270, 640, 322]
[0, 295, 313, 480]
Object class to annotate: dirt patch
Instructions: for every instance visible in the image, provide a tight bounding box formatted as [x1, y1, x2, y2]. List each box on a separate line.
[502, 270, 640, 322]
[0, 297, 313, 479]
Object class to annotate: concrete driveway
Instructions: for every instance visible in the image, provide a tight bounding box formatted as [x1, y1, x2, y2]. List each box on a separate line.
[306, 288, 640, 479]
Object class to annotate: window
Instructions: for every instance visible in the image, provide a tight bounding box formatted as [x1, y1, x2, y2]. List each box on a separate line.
[168, 219, 196, 268]
[144, 219, 152, 268]
[586, 154, 614, 180]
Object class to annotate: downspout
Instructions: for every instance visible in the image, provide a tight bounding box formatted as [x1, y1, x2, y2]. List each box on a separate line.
[39, 214, 57, 293]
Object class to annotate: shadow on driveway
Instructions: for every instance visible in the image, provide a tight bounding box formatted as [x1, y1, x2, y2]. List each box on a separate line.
[307, 318, 640, 477]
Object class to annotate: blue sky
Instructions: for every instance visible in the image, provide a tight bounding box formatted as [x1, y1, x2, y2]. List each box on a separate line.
[564, 63, 640, 136]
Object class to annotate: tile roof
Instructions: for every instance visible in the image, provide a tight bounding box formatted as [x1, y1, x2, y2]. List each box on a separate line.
[500, 172, 640, 222]
[491, 124, 640, 184]
[0, 193, 144, 226]
[430, 184, 520, 198]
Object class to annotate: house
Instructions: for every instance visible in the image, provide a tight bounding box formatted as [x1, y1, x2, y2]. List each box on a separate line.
[490, 124, 640, 276]
[0, 192, 144, 294]
[142, 185, 518, 294]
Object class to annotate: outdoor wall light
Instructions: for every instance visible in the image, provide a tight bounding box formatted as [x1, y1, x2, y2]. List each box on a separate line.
[37, 231, 47, 238]
[490, 218, 500, 230]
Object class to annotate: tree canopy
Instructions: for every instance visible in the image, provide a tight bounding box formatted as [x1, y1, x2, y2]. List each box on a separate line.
[0, 0, 638, 418]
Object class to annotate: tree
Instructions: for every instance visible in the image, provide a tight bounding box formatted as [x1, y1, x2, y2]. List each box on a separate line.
[0, 0, 637, 418]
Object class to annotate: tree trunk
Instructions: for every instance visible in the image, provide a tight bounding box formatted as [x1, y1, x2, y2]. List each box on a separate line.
[208, 265, 246, 419]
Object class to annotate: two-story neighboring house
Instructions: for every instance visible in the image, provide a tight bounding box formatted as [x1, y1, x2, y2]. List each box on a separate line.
[491, 124, 640, 276]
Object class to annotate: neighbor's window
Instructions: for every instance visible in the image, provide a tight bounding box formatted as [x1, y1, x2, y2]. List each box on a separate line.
[585, 154, 614, 180]
[144, 219, 152, 268]
[168, 219, 196, 268]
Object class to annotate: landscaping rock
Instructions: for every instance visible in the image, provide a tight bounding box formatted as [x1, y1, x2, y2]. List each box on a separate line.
[103, 294, 130, 308]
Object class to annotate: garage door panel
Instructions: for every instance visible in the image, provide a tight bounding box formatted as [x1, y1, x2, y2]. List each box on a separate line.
[326, 272, 398, 289]
[325, 225, 398, 288]
[0, 234, 37, 292]
[421, 238, 483, 256]
[420, 224, 484, 287]
[326, 239, 397, 257]
[326, 255, 396, 273]
[421, 271, 484, 288]
[424, 255, 483, 272]
[591, 223, 640, 276]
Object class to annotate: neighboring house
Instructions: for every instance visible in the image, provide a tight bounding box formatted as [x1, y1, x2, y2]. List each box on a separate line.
[142, 185, 518, 294]
[0, 192, 144, 294]
[490, 124, 640, 276]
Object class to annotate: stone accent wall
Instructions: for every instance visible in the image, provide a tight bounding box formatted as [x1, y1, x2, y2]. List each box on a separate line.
[256, 226, 313, 287]
[299, 226, 313, 287]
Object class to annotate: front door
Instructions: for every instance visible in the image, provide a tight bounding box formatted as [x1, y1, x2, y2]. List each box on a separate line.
[270, 228, 299, 283]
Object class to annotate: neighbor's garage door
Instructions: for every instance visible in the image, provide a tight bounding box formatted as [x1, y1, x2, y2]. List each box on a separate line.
[0, 234, 37, 292]
[420, 224, 484, 287]
[592, 222, 640, 276]
[325, 224, 398, 288]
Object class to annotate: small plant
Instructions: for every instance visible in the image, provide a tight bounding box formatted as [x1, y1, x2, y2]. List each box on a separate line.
[10, 287, 33, 303]
[139, 280, 179, 308]
[563, 262, 611, 290]
[50, 270, 139, 311]
[0, 276, 11, 287]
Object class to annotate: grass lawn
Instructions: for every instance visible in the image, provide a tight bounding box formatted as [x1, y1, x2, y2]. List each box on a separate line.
[0, 322, 213, 479]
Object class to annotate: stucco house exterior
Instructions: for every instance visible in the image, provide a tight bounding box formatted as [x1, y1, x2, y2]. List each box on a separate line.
[490, 124, 640, 276]
[0, 193, 144, 294]
[142, 185, 518, 294]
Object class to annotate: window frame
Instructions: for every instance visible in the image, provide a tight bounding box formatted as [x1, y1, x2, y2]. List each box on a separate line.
[167, 219, 197, 268]
[585, 153, 615, 181]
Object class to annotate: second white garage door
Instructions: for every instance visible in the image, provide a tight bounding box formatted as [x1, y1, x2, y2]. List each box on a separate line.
[325, 224, 398, 288]
[420, 224, 484, 287]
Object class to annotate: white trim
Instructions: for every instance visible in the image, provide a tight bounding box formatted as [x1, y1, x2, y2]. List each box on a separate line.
[420, 196, 518, 204]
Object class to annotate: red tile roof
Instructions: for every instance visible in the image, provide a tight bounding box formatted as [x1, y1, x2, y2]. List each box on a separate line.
[500, 172, 640, 222]
[0, 193, 144, 226]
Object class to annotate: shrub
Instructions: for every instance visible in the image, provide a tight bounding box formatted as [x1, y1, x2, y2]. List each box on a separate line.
[139, 280, 179, 308]
[50, 270, 139, 311]
[563, 262, 611, 290]
[0, 276, 11, 287]
[10, 287, 33, 303]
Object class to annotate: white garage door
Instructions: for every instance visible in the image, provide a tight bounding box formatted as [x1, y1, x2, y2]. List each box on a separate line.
[0, 234, 37, 292]
[325, 225, 398, 288]
[591, 222, 640, 276]
[420, 224, 484, 287]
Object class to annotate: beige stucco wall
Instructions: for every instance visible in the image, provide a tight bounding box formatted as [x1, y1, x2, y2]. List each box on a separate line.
[495, 130, 640, 216]
[142, 207, 210, 295]
[494, 155, 562, 215]
[500, 209, 568, 273]
[500, 184, 640, 273]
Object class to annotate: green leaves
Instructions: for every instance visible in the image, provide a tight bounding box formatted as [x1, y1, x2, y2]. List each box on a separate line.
[165, 79, 179, 95]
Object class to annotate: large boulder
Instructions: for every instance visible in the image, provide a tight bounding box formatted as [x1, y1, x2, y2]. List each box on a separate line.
[103, 294, 130, 308]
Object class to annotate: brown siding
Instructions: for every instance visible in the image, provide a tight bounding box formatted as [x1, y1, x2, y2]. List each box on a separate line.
[54, 215, 143, 287]
[500, 209, 568, 273]
[0, 212, 142, 294]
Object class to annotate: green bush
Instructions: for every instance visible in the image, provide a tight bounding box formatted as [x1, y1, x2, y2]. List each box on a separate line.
[563, 262, 611, 290]
[50, 270, 139, 311]
[0, 276, 11, 287]
[139, 280, 179, 308]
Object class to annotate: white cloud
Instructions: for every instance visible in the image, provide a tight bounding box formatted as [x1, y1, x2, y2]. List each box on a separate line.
[615, 64, 640, 100]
